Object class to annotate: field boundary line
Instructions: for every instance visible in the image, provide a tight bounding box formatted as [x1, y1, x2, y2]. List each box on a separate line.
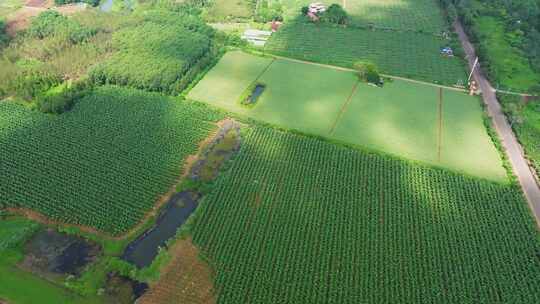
[271, 54, 467, 93]
[329, 80, 360, 135]
[254, 57, 276, 83]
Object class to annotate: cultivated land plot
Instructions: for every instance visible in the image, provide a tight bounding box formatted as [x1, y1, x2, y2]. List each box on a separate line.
[206, 0, 253, 21]
[277, 0, 446, 32]
[265, 22, 467, 85]
[334, 80, 506, 181]
[0, 86, 223, 235]
[192, 127, 540, 303]
[189, 51, 505, 181]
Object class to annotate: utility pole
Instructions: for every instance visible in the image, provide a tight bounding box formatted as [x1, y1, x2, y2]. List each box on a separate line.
[468, 57, 479, 82]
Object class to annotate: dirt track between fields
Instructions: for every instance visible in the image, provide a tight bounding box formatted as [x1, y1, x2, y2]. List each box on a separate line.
[454, 21, 540, 227]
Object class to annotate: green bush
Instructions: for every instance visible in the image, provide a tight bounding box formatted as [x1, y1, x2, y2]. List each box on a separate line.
[353, 61, 381, 85]
[321, 4, 348, 25]
[9, 69, 62, 100]
[27, 11, 96, 44]
[256, 0, 283, 22]
[35, 80, 93, 114]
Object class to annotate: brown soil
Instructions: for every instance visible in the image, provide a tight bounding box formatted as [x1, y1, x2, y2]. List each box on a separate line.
[4, 119, 235, 241]
[25, 0, 51, 8]
[138, 238, 215, 304]
[6, 1, 81, 36]
[5, 6, 45, 35]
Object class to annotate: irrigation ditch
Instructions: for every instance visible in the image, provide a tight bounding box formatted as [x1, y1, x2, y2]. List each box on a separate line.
[4, 118, 241, 302]
[122, 119, 242, 269]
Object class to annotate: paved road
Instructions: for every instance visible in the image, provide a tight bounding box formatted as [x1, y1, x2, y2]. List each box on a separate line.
[455, 22, 540, 227]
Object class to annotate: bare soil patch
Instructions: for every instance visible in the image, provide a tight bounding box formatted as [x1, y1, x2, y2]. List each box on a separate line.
[5, 6, 44, 35]
[25, 0, 51, 8]
[138, 238, 215, 304]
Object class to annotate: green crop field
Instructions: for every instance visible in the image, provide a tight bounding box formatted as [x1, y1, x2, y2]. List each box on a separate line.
[206, 0, 254, 21]
[277, 0, 446, 32]
[192, 126, 540, 303]
[333, 80, 505, 181]
[0, 86, 223, 235]
[188, 51, 505, 181]
[265, 22, 466, 85]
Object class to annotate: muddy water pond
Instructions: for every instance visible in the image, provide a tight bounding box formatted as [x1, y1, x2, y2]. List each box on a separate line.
[122, 120, 241, 269]
[22, 229, 100, 278]
[122, 191, 200, 268]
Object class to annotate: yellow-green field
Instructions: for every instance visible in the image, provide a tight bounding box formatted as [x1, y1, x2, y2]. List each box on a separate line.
[188, 51, 505, 181]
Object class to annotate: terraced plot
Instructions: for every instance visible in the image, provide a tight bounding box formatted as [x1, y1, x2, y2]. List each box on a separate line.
[188, 51, 505, 181]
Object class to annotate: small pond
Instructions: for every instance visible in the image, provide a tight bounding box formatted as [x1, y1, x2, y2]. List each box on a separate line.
[244, 84, 266, 105]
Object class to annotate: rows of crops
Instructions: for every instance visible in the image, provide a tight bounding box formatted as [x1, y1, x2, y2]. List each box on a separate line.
[265, 22, 466, 85]
[0, 86, 223, 235]
[192, 126, 540, 303]
[277, 0, 447, 32]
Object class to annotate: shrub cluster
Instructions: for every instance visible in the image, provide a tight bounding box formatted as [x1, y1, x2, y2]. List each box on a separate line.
[7, 69, 62, 101]
[353, 61, 381, 85]
[255, 1, 283, 22]
[27, 11, 96, 44]
[35, 80, 93, 114]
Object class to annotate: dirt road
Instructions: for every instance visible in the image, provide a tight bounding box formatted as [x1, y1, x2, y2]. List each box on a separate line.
[454, 21, 540, 227]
